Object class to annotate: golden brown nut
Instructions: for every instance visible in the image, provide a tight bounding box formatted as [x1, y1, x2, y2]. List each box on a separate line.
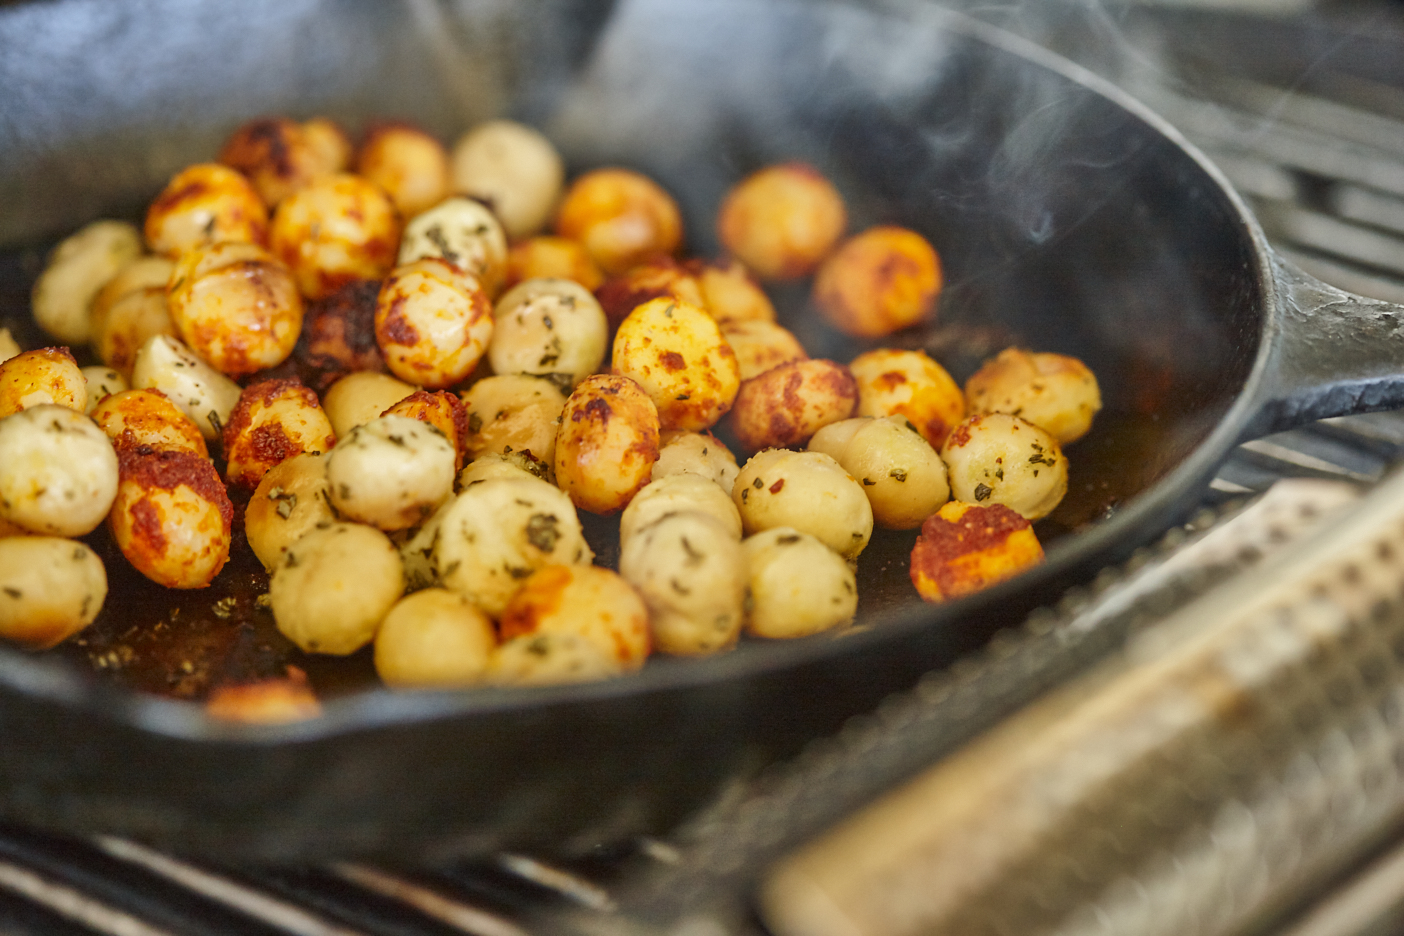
[374, 588, 496, 688]
[91, 389, 207, 457]
[31, 220, 143, 344]
[245, 452, 336, 571]
[716, 162, 846, 280]
[941, 413, 1068, 520]
[848, 348, 964, 449]
[294, 279, 387, 392]
[459, 373, 566, 469]
[144, 163, 269, 258]
[218, 116, 351, 207]
[720, 319, 807, 382]
[321, 370, 416, 439]
[909, 500, 1044, 602]
[612, 297, 740, 432]
[729, 358, 857, 452]
[813, 226, 941, 338]
[90, 256, 177, 378]
[0, 537, 107, 649]
[206, 667, 322, 723]
[451, 120, 565, 241]
[687, 257, 776, 323]
[964, 347, 1103, 445]
[499, 564, 650, 673]
[554, 168, 683, 275]
[269, 521, 405, 654]
[109, 446, 233, 589]
[222, 378, 336, 488]
[383, 389, 470, 471]
[489, 278, 608, 390]
[0, 347, 86, 418]
[356, 122, 451, 220]
[0, 404, 118, 537]
[554, 373, 660, 514]
[505, 236, 604, 292]
[167, 241, 304, 376]
[374, 258, 493, 389]
[397, 196, 509, 298]
[269, 173, 401, 300]
[301, 118, 354, 176]
[594, 257, 706, 328]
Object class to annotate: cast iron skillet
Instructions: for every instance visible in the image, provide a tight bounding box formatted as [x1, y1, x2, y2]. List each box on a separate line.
[1, 0, 1402, 859]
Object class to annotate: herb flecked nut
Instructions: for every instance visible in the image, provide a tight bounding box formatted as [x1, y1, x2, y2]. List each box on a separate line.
[270, 522, 405, 655]
[732, 448, 873, 560]
[940, 413, 1068, 521]
[0, 537, 107, 649]
[326, 414, 456, 532]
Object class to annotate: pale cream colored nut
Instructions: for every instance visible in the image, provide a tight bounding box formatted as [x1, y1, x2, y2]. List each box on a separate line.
[90, 389, 208, 457]
[810, 416, 950, 530]
[397, 196, 509, 297]
[90, 256, 176, 378]
[554, 373, 660, 515]
[270, 522, 405, 655]
[245, 452, 336, 572]
[619, 511, 746, 656]
[848, 347, 965, 449]
[374, 587, 496, 688]
[691, 257, 776, 323]
[720, 319, 807, 382]
[80, 366, 126, 414]
[356, 122, 451, 220]
[716, 162, 847, 280]
[221, 378, 337, 489]
[109, 446, 232, 589]
[0, 404, 118, 537]
[620, 473, 742, 548]
[489, 631, 622, 687]
[729, 358, 857, 452]
[733, 448, 873, 559]
[964, 347, 1102, 445]
[0, 347, 86, 418]
[218, 116, 351, 207]
[0, 537, 107, 648]
[489, 278, 607, 390]
[457, 451, 551, 490]
[743, 527, 856, 639]
[144, 163, 269, 258]
[0, 329, 19, 364]
[375, 257, 493, 389]
[167, 241, 303, 376]
[459, 373, 566, 469]
[269, 173, 401, 300]
[321, 371, 416, 439]
[326, 414, 456, 531]
[31, 219, 143, 344]
[612, 297, 740, 432]
[129, 335, 241, 440]
[382, 389, 471, 471]
[499, 564, 650, 672]
[652, 430, 739, 491]
[554, 168, 683, 275]
[432, 476, 593, 618]
[941, 413, 1068, 520]
[451, 120, 565, 241]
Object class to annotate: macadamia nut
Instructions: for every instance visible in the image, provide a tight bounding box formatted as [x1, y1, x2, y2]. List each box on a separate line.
[0, 404, 118, 537]
[270, 173, 401, 300]
[270, 522, 405, 654]
[620, 511, 746, 655]
[31, 219, 143, 344]
[460, 374, 566, 470]
[652, 430, 740, 491]
[129, 335, 242, 440]
[375, 258, 493, 389]
[90, 256, 177, 378]
[374, 588, 496, 688]
[814, 225, 941, 337]
[910, 500, 1044, 602]
[245, 452, 336, 571]
[729, 358, 857, 452]
[612, 297, 739, 432]
[619, 473, 742, 548]
[451, 120, 565, 241]
[397, 196, 509, 297]
[0, 537, 107, 648]
[356, 122, 451, 220]
[499, 564, 650, 672]
[848, 348, 964, 449]
[109, 446, 232, 589]
[322, 371, 415, 439]
[964, 347, 1102, 445]
[716, 162, 846, 280]
[0, 347, 86, 418]
[490, 278, 608, 390]
[554, 374, 660, 514]
[145, 163, 268, 258]
[810, 416, 950, 530]
[555, 168, 683, 275]
[941, 413, 1068, 520]
[326, 414, 456, 531]
[221, 378, 336, 489]
[91, 389, 208, 457]
[743, 527, 856, 638]
[733, 448, 873, 559]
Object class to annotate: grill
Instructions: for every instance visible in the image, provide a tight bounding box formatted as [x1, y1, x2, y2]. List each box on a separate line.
[7, 4, 1404, 935]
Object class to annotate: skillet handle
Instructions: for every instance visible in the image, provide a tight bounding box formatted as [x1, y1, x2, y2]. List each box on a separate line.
[1253, 255, 1404, 437]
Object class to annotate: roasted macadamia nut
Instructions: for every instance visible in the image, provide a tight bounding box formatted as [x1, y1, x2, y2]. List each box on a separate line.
[652, 430, 739, 490]
[814, 225, 941, 337]
[554, 168, 683, 275]
[490, 631, 623, 686]
[356, 122, 451, 220]
[499, 565, 649, 671]
[109, 446, 233, 589]
[620, 511, 746, 655]
[383, 389, 470, 471]
[743, 527, 856, 638]
[245, 452, 336, 571]
[375, 258, 493, 389]
[910, 501, 1044, 602]
[0, 537, 107, 649]
[0, 347, 86, 418]
[941, 413, 1068, 520]
[168, 241, 304, 376]
[452, 120, 565, 241]
[733, 448, 873, 559]
[322, 371, 415, 439]
[374, 588, 496, 688]
[301, 118, 354, 177]
[129, 335, 242, 440]
[964, 347, 1102, 445]
[91, 389, 208, 457]
[270, 173, 401, 300]
[0, 405, 118, 537]
[729, 358, 857, 452]
[219, 116, 350, 207]
[554, 374, 660, 514]
[690, 257, 776, 323]
[326, 414, 456, 531]
[456, 452, 547, 489]
[848, 348, 965, 448]
[31, 219, 143, 344]
[505, 236, 604, 292]
[490, 278, 608, 389]
[270, 522, 405, 654]
[81, 367, 126, 413]
[397, 197, 509, 297]
[619, 473, 742, 548]
[144, 163, 269, 258]
[297, 280, 387, 391]
[432, 476, 593, 617]
[90, 255, 176, 378]
[460, 374, 566, 468]
[716, 163, 846, 280]
[222, 378, 336, 488]
[720, 319, 807, 382]
[810, 416, 950, 530]
[205, 669, 321, 724]
[595, 258, 706, 328]
[612, 297, 740, 432]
